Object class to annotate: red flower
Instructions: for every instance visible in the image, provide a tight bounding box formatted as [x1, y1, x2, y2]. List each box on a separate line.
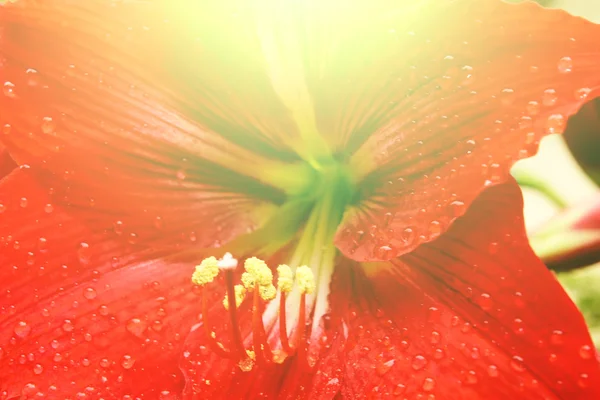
[1, 0, 600, 399]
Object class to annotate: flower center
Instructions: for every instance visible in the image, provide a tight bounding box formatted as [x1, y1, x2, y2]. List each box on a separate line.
[191, 160, 354, 371]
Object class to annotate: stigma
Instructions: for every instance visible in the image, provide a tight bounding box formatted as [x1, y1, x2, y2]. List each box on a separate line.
[191, 253, 316, 372]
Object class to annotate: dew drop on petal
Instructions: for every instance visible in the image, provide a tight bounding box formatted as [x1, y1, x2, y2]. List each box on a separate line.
[83, 288, 97, 300]
[2, 124, 11, 135]
[557, 56, 573, 74]
[478, 293, 493, 311]
[62, 320, 74, 332]
[542, 89, 558, 107]
[126, 318, 147, 337]
[14, 321, 31, 338]
[376, 359, 395, 376]
[412, 355, 427, 371]
[433, 348, 445, 360]
[25, 68, 39, 86]
[546, 114, 565, 134]
[121, 354, 135, 369]
[465, 370, 478, 385]
[3, 81, 16, 98]
[487, 365, 499, 377]
[41, 117, 55, 134]
[430, 331, 441, 344]
[575, 87, 592, 101]
[578, 374, 590, 388]
[526, 100, 540, 115]
[394, 384, 406, 395]
[422, 377, 435, 392]
[550, 330, 564, 346]
[510, 356, 526, 373]
[44, 203, 54, 213]
[33, 364, 43, 375]
[579, 345, 594, 360]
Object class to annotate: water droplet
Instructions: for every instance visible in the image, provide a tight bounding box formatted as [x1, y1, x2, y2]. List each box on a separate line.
[41, 117, 55, 134]
[550, 330, 564, 346]
[121, 354, 135, 369]
[126, 318, 147, 338]
[98, 305, 109, 316]
[113, 220, 124, 235]
[575, 87, 592, 101]
[401, 227, 415, 244]
[546, 114, 565, 134]
[100, 358, 110, 368]
[2, 124, 11, 135]
[33, 364, 43, 375]
[430, 331, 441, 344]
[512, 318, 524, 335]
[14, 321, 31, 338]
[422, 377, 435, 392]
[526, 100, 540, 115]
[510, 356, 526, 373]
[478, 293, 493, 311]
[154, 216, 164, 229]
[62, 320, 74, 332]
[577, 373, 590, 388]
[78, 242, 91, 264]
[412, 355, 427, 370]
[464, 370, 478, 385]
[83, 288, 97, 300]
[579, 344, 594, 360]
[393, 383, 406, 395]
[433, 348, 445, 360]
[487, 364, 499, 377]
[19, 197, 28, 208]
[542, 89, 558, 107]
[448, 201, 465, 217]
[176, 169, 186, 180]
[25, 68, 39, 86]
[376, 359, 395, 376]
[428, 220, 441, 237]
[3, 81, 16, 98]
[557, 56, 572, 74]
[44, 203, 54, 213]
[372, 244, 392, 260]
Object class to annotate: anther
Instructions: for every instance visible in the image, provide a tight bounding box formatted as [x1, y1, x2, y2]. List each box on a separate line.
[192, 255, 318, 372]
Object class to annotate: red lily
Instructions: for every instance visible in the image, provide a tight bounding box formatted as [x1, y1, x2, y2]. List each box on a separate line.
[1, 0, 600, 399]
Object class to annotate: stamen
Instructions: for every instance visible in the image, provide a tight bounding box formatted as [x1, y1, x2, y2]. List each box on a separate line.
[252, 282, 274, 367]
[296, 265, 316, 295]
[224, 268, 249, 362]
[277, 265, 294, 353]
[294, 265, 315, 371]
[191, 255, 319, 372]
[201, 287, 230, 358]
[223, 284, 246, 310]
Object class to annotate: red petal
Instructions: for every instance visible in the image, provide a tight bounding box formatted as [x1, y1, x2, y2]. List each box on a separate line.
[341, 181, 599, 398]
[0, 1, 296, 253]
[335, 0, 600, 261]
[0, 168, 199, 398]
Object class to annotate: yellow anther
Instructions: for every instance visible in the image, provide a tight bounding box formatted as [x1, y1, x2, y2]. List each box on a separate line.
[296, 265, 315, 295]
[223, 284, 247, 310]
[244, 257, 273, 286]
[191, 256, 219, 286]
[259, 284, 277, 301]
[241, 272, 256, 290]
[277, 264, 294, 293]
